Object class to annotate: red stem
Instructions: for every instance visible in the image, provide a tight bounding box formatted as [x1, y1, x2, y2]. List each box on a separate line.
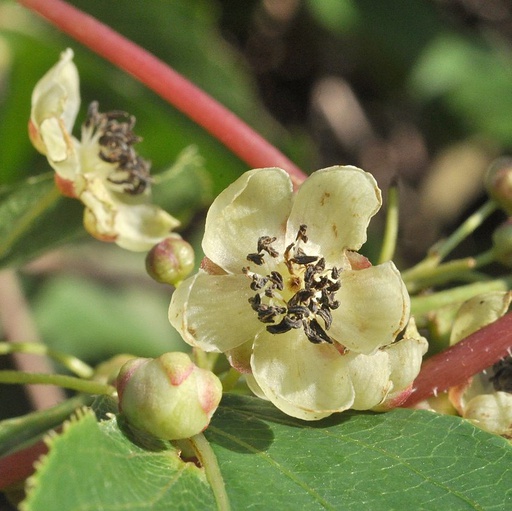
[0, 439, 47, 489]
[403, 312, 512, 407]
[17, 0, 306, 187]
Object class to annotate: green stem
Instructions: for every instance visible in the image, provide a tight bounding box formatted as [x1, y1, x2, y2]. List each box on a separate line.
[403, 199, 499, 282]
[473, 248, 496, 268]
[410, 278, 512, 316]
[0, 370, 115, 396]
[430, 199, 498, 261]
[378, 180, 399, 264]
[0, 342, 94, 379]
[404, 257, 476, 293]
[403, 248, 498, 293]
[189, 433, 231, 511]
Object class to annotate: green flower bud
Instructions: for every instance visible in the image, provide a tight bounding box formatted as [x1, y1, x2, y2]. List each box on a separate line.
[485, 157, 512, 214]
[492, 219, 512, 267]
[146, 235, 195, 286]
[117, 352, 222, 440]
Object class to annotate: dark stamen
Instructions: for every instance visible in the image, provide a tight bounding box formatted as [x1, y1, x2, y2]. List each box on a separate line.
[247, 253, 265, 265]
[296, 224, 308, 243]
[257, 236, 279, 258]
[303, 319, 333, 344]
[267, 315, 302, 334]
[85, 101, 150, 195]
[245, 224, 341, 345]
[490, 357, 512, 393]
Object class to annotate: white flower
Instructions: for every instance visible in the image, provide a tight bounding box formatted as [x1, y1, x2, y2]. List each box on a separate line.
[448, 292, 512, 438]
[169, 166, 427, 420]
[29, 48, 179, 251]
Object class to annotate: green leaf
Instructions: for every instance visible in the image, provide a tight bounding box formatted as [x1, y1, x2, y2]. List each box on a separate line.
[0, 174, 84, 269]
[22, 409, 216, 511]
[206, 395, 512, 510]
[21, 395, 512, 510]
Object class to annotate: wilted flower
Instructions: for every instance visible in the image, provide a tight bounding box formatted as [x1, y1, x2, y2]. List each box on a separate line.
[448, 292, 512, 438]
[117, 352, 222, 440]
[169, 166, 427, 420]
[29, 48, 179, 251]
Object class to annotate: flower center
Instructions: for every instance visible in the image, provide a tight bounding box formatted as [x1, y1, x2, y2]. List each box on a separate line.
[244, 225, 341, 344]
[83, 101, 151, 195]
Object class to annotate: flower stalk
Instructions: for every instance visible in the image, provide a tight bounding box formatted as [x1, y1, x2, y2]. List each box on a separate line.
[0, 342, 94, 379]
[0, 370, 115, 396]
[378, 179, 399, 264]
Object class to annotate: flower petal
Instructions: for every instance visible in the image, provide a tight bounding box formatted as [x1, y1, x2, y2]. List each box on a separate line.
[329, 261, 410, 354]
[383, 319, 428, 393]
[287, 166, 381, 265]
[80, 178, 179, 251]
[169, 272, 263, 352]
[346, 350, 391, 409]
[30, 48, 80, 166]
[464, 392, 512, 437]
[202, 168, 293, 273]
[251, 329, 355, 420]
[114, 204, 179, 251]
[450, 291, 512, 345]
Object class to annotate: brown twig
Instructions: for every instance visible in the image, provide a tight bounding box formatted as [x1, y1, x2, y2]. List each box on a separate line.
[0, 270, 65, 410]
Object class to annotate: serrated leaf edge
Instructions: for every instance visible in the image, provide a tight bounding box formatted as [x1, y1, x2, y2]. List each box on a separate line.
[20, 406, 94, 511]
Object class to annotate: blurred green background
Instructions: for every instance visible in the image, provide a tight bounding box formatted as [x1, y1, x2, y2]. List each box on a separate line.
[1, 0, 512, 419]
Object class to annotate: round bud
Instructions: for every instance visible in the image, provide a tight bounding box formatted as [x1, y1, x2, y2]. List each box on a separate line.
[492, 219, 512, 267]
[117, 352, 222, 440]
[485, 157, 512, 214]
[146, 235, 195, 286]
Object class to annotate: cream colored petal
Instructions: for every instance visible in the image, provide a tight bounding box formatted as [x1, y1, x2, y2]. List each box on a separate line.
[251, 329, 355, 420]
[42, 127, 81, 182]
[329, 261, 410, 354]
[286, 166, 381, 265]
[31, 48, 80, 137]
[346, 350, 392, 410]
[245, 373, 268, 400]
[80, 178, 179, 251]
[451, 370, 497, 414]
[202, 168, 293, 273]
[464, 392, 512, 437]
[450, 291, 512, 345]
[169, 272, 263, 353]
[383, 320, 428, 393]
[114, 203, 179, 251]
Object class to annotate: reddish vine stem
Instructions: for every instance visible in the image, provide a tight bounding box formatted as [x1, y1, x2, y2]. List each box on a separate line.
[17, 0, 307, 186]
[0, 439, 47, 489]
[15, 0, 512, 408]
[403, 312, 512, 407]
